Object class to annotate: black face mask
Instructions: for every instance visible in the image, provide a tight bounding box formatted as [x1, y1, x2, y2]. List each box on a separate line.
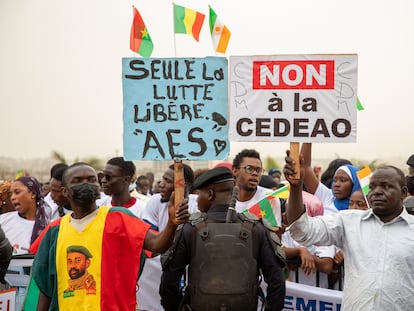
[70, 183, 100, 206]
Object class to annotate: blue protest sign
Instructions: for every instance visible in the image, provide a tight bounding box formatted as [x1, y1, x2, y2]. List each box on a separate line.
[122, 57, 229, 161]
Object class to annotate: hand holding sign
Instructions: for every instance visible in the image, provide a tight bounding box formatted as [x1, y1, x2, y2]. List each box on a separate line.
[290, 142, 301, 180]
[174, 161, 185, 213]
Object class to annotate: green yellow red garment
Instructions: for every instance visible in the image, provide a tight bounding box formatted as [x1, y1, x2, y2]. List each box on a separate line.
[25, 206, 150, 310]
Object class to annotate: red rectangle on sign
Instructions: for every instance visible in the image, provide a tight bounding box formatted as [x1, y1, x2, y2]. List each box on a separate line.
[252, 60, 335, 89]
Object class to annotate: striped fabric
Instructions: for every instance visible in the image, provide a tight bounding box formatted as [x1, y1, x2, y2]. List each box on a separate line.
[209, 6, 231, 53]
[174, 4, 205, 41]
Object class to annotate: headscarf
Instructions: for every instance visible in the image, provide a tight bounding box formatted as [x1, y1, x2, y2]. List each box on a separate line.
[332, 165, 361, 211]
[15, 176, 51, 243]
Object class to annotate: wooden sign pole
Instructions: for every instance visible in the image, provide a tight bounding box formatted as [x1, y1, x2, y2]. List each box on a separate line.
[174, 160, 185, 211]
[290, 142, 301, 180]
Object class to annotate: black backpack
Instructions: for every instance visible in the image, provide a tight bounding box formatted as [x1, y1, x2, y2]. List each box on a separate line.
[184, 212, 260, 311]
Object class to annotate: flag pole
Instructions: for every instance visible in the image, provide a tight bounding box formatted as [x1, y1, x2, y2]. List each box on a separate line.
[172, 2, 177, 57]
[290, 142, 301, 179]
[131, 5, 135, 57]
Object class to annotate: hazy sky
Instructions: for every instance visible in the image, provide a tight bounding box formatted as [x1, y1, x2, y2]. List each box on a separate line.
[1, 0, 412, 164]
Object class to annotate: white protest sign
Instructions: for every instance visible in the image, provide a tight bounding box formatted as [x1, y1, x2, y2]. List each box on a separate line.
[229, 55, 358, 143]
[284, 281, 342, 310]
[0, 288, 16, 311]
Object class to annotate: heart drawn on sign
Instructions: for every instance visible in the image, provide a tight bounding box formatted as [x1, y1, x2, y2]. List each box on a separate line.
[213, 139, 227, 156]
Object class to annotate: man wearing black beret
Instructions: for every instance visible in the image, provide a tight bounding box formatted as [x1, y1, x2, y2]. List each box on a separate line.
[65, 245, 96, 295]
[160, 167, 286, 311]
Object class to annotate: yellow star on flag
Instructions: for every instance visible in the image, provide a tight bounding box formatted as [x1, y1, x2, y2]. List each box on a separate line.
[141, 28, 149, 39]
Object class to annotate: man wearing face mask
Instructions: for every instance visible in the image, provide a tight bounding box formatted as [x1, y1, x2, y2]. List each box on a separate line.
[27, 162, 190, 311]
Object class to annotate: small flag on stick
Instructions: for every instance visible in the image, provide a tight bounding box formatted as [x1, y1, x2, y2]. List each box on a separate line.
[15, 169, 24, 179]
[357, 97, 364, 111]
[130, 6, 154, 57]
[209, 6, 231, 53]
[357, 165, 372, 206]
[244, 185, 289, 227]
[173, 4, 205, 41]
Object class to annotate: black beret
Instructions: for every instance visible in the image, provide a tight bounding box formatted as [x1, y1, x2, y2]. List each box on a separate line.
[67, 245, 93, 258]
[407, 154, 414, 167]
[193, 167, 234, 190]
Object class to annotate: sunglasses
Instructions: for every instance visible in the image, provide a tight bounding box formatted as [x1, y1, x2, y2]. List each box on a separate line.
[240, 165, 263, 174]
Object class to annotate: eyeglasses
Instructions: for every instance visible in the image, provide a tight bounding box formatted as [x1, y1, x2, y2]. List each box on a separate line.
[240, 165, 263, 174]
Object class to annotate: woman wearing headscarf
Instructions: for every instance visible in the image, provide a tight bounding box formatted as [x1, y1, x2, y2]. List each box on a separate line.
[300, 143, 361, 214]
[0, 176, 51, 255]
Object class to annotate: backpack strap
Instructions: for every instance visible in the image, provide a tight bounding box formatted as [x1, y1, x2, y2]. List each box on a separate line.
[161, 223, 185, 270]
[238, 213, 258, 241]
[189, 212, 206, 226]
[189, 212, 210, 240]
[261, 218, 286, 267]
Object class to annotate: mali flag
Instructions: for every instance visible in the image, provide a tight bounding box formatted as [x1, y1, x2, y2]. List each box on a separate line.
[173, 4, 205, 41]
[130, 6, 154, 57]
[24, 207, 149, 310]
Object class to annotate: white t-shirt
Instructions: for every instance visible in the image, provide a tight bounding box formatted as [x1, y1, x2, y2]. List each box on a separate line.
[314, 182, 338, 215]
[282, 231, 335, 288]
[44, 192, 69, 221]
[0, 211, 34, 255]
[135, 193, 199, 311]
[235, 186, 282, 227]
[140, 193, 199, 230]
[96, 192, 112, 206]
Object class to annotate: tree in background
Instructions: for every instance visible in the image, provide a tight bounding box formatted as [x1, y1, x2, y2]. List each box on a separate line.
[264, 156, 281, 174]
[51, 150, 103, 171]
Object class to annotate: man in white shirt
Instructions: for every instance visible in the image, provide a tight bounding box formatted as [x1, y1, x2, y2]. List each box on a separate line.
[284, 151, 414, 310]
[232, 149, 282, 228]
[48, 164, 72, 220]
[137, 163, 198, 311]
[100, 157, 146, 215]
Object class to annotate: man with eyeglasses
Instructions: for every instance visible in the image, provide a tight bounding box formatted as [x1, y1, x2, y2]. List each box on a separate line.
[233, 149, 283, 232]
[232, 149, 284, 310]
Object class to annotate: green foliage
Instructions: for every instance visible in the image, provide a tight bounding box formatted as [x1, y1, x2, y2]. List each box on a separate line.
[51, 150, 103, 171]
[51, 150, 67, 164]
[264, 156, 280, 173]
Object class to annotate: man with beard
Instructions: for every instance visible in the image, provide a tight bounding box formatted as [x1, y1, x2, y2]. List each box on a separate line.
[28, 162, 190, 311]
[233, 149, 282, 232]
[64, 245, 96, 295]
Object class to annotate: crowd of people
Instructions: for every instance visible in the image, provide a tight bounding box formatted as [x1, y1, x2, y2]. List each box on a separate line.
[0, 147, 412, 310]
